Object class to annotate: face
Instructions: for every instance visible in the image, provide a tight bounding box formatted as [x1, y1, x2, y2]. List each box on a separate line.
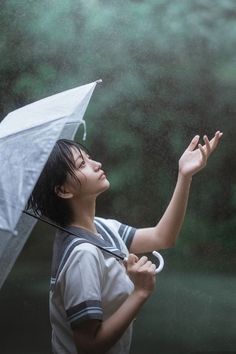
[65, 147, 110, 200]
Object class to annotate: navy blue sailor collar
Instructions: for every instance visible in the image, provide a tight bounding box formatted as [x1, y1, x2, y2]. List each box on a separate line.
[66, 223, 126, 260]
[50, 223, 126, 291]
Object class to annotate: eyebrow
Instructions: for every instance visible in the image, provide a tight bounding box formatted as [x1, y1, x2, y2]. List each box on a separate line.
[74, 149, 85, 164]
[74, 155, 83, 163]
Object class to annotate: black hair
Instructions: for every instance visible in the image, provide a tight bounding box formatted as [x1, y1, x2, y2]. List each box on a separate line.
[27, 139, 88, 226]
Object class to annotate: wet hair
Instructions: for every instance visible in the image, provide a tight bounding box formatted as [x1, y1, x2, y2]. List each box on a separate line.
[27, 139, 88, 226]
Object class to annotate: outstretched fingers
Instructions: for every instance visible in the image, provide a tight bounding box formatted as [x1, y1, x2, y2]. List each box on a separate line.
[179, 131, 223, 178]
[209, 131, 223, 152]
[185, 135, 200, 152]
[187, 131, 223, 154]
[203, 135, 211, 156]
[201, 131, 223, 158]
[198, 143, 207, 166]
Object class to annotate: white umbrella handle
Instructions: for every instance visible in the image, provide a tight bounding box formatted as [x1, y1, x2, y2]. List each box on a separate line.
[152, 251, 164, 274]
[124, 250, 164, 274]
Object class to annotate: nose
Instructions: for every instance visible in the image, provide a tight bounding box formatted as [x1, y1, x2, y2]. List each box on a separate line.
[93, 160, 102, 171]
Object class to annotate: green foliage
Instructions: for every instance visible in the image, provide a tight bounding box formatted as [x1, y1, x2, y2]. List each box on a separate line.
[0, 0, 236, 255]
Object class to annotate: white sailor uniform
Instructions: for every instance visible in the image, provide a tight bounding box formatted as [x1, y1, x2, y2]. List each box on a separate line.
[50, 217, 136, 354]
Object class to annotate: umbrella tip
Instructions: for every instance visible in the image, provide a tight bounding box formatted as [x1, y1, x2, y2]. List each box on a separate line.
[96, 79, 103, 84]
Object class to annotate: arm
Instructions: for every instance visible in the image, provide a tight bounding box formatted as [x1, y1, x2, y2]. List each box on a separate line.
[130, 131, 223, 254]
[73, 255, 156, 354]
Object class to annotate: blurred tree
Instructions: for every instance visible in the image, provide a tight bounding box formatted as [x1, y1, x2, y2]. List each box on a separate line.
[0, 0, 235, 256]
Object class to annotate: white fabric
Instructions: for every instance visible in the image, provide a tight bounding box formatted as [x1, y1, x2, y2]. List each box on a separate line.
[0, 81, 98, 233]
[50, 219, 135, 354]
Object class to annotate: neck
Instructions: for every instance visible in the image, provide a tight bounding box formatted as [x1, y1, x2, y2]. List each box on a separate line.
[69, 197, 97, 234]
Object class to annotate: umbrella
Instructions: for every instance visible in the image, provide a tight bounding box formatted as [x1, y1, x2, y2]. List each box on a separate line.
[0, 79, 101, 289]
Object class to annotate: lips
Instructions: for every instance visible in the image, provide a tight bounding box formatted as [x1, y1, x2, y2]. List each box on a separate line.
[99, 171, 106, 179]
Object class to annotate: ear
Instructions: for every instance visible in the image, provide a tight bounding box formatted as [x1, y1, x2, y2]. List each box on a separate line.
[54, 184, 74, 199]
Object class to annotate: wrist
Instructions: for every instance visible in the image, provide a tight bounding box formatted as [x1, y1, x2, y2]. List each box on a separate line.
[132, 288, 152, 302]
[177, 171, 193, 184]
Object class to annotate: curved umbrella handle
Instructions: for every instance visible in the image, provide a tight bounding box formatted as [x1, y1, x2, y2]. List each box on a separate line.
[152, 251, 164, 274]
[123, 251, 164, 274]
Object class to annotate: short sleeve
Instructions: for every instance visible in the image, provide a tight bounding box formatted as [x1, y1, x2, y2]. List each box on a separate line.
[118, 223, 136, 250]
[63, 244, 104, 329]
[104, 219, 136, 250]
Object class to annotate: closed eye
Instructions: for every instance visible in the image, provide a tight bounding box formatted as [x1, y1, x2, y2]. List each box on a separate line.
[79, 160, 86, 168]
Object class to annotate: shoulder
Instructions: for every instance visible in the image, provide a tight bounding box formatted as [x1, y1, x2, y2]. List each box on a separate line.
[94, 217, 136, 250]
[59, 243, 105, 287]
[58, 241, 105, 280]
[68, 242, 105, 266]
[95, 216, 121, 230]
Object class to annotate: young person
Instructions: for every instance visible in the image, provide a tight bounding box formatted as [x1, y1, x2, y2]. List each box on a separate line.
[28, 131, 222, 354]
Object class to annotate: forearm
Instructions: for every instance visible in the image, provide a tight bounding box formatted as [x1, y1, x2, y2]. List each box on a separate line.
[130, 173, 193, 253]
[74, 289, 150, 354]
[159, 131, 222, 245]
[96, 290, 149, 352]
[154, 172, 192, 246]
[131, 132, 222, 254]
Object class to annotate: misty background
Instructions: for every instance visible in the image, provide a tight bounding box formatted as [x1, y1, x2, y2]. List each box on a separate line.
[0, 0, 236, 353]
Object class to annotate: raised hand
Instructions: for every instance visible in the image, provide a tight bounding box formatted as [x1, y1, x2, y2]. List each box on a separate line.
[178, 131, 223, 178]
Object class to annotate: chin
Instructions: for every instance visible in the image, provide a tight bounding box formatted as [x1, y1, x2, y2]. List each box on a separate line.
[104, 180, 110, 190]
[96, 183, 110, 198]
[101, 180, 110, 192]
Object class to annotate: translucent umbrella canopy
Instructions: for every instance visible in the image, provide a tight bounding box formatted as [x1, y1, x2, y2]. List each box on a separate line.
[0, 79, 100, 288]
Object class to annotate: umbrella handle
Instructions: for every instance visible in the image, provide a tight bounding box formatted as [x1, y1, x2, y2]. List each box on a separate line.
[152, 251, 164, 274]
[124, 250, 164, 274]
